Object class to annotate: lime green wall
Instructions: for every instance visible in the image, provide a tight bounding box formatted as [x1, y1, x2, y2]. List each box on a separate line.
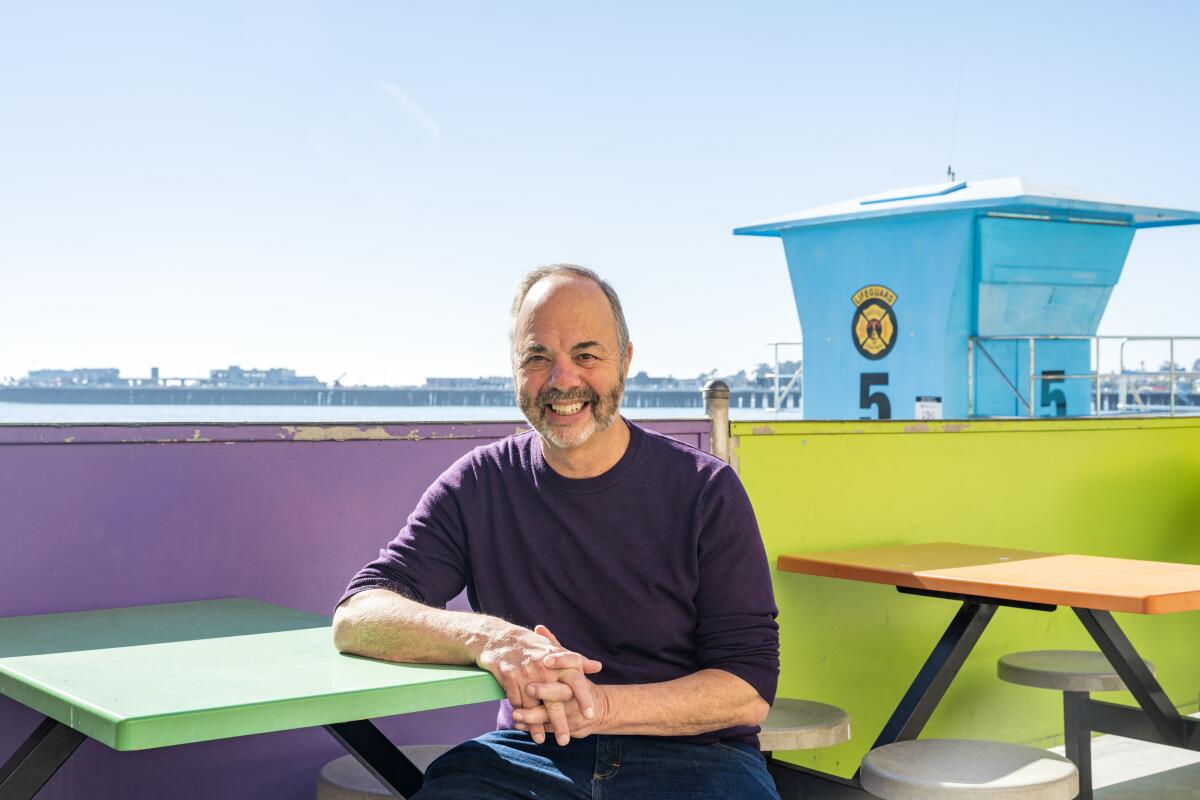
[733, 417, 1200, 777]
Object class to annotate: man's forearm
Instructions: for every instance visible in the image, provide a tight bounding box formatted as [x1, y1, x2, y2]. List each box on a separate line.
[335, 588, 605, 746]
[599, 669, 769, 736]
[332, 588, 499, 665]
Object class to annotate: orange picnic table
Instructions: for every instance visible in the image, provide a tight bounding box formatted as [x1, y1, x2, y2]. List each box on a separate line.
[771, 542, 1200, 800]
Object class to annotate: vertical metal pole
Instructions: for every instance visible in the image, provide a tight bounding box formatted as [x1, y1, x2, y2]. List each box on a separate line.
[703, 380, 731, 463]
[967, 337, 975, 418]
[1094, 337, 1102, 416]
[799, 341, 804, 414]
[1063, 691, 1093, 800]
[1028, 338, 1037, 418]
[773, 343, 781, 412]
[1170, 338, 1177, 416]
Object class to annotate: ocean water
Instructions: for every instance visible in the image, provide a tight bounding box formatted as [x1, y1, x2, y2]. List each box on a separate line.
[0, 403, 803, 425]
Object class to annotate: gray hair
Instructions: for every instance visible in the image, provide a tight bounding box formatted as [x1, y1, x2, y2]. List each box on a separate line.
[509, 264, 631, 365]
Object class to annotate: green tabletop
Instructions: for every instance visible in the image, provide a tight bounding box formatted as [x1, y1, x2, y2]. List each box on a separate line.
[0, 598, 503, 751]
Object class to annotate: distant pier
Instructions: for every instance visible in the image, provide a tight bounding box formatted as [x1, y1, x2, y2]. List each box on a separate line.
[0, 385, 805, 410]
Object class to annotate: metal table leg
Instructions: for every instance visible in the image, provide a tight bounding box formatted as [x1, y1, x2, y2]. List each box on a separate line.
[770, 598, 1001, 798]
[0, 717, 85, 800]
[1074, 608, 1188, 748]
[869, 598, 999, 750]
[325, 720, 426, 799]
[768, 758, 866, 799]
[1058, 607, 1200, 799]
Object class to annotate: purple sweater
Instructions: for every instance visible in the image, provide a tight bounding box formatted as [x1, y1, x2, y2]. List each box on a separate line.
[342, 420, 779, 745]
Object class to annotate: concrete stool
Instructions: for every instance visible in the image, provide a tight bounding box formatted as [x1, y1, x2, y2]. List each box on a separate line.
[860, 739, 1078, 800]
[759, 698, 851, 752]
[316, 745, 451, 799]
[997, 649, 1155, 800]
[997, 649, 1154, 693]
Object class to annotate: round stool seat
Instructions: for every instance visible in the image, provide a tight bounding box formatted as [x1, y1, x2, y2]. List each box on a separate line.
[860, 739, 1078, 800]
[759, 698, 851, 751]
[317, 746, 453, 800]
[998, 649, 1155, 692]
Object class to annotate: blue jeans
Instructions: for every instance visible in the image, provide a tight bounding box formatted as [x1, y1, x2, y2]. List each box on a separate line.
[412, 730, 781, 799]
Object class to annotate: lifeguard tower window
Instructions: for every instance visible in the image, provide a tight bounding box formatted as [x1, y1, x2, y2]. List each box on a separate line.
[734, 177, 1200, 420]
[972, 216, 1131, 418]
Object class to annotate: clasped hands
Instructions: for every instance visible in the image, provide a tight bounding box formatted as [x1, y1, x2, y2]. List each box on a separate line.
[476, 623, 607, 746]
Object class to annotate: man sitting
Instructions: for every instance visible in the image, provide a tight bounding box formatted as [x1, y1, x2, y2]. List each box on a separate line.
[334, 264, 781, 798]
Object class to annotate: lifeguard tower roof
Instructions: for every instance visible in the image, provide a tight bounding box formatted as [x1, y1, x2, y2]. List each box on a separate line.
[734, 176, 1200, 236]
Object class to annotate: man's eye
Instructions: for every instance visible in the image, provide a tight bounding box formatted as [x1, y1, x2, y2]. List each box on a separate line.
[576, 353, 597, 362]
[524, 355, 548, 364]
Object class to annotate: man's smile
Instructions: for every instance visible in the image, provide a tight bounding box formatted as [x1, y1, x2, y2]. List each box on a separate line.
[546, 400, 589, 419]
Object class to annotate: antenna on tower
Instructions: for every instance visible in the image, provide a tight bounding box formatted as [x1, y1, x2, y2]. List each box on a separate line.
[946, 54, 965, 183]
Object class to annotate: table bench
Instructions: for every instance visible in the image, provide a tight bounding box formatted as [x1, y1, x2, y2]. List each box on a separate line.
[0, 599, 503, 800]
[773, 541, 1200, 798]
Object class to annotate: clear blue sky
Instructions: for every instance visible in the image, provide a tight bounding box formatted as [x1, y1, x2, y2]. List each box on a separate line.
[2, 1, 1198, 385]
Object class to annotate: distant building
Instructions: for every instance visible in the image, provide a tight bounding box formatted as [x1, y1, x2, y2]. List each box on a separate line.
[22, 368, 124, 387]
[207, 366, 324, 388]
[628, 371, 699, 389]
[424, 376, 514, 389]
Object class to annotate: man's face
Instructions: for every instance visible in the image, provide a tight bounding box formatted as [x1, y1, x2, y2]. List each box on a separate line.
[512, 276, 630, 450]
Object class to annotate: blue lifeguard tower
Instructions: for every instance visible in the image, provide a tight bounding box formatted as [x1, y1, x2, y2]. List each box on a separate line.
[735, 178, 1200, 420]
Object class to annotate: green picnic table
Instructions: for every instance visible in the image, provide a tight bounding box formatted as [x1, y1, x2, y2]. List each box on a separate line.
[0, 598, 503, 799]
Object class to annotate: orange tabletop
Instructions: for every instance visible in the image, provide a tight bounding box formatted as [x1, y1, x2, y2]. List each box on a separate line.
[777, 542, 1200, 614]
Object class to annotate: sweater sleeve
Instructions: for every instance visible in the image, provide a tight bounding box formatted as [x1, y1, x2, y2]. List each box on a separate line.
[338, 453, 474, 610]
[693, 465, 780, 704]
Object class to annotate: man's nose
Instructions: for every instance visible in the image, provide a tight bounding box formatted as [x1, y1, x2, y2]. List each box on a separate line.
[547, 355, 583, 389]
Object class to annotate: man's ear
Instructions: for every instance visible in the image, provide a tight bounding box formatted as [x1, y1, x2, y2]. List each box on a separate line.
[623, 342, 633, 379]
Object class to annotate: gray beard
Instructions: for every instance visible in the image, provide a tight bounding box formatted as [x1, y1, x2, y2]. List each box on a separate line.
[518, 379, 625, 449]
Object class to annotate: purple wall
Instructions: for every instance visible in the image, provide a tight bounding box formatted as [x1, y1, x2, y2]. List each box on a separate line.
[0, 419, 710, 799]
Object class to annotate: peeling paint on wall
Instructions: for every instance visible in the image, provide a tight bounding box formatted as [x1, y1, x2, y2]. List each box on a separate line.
[281, 425, 420, 442]
[0, 419, 575, 447]
[904, 422, 971, 434]
[135, 430, 216, 445]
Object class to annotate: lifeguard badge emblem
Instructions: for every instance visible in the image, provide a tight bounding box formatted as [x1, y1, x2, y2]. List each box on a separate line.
[851, 285, 898, 360]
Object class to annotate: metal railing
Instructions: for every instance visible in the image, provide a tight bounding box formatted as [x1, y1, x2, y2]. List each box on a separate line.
[764, 341, 803, 413]
[968, 335, 1200, 418]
